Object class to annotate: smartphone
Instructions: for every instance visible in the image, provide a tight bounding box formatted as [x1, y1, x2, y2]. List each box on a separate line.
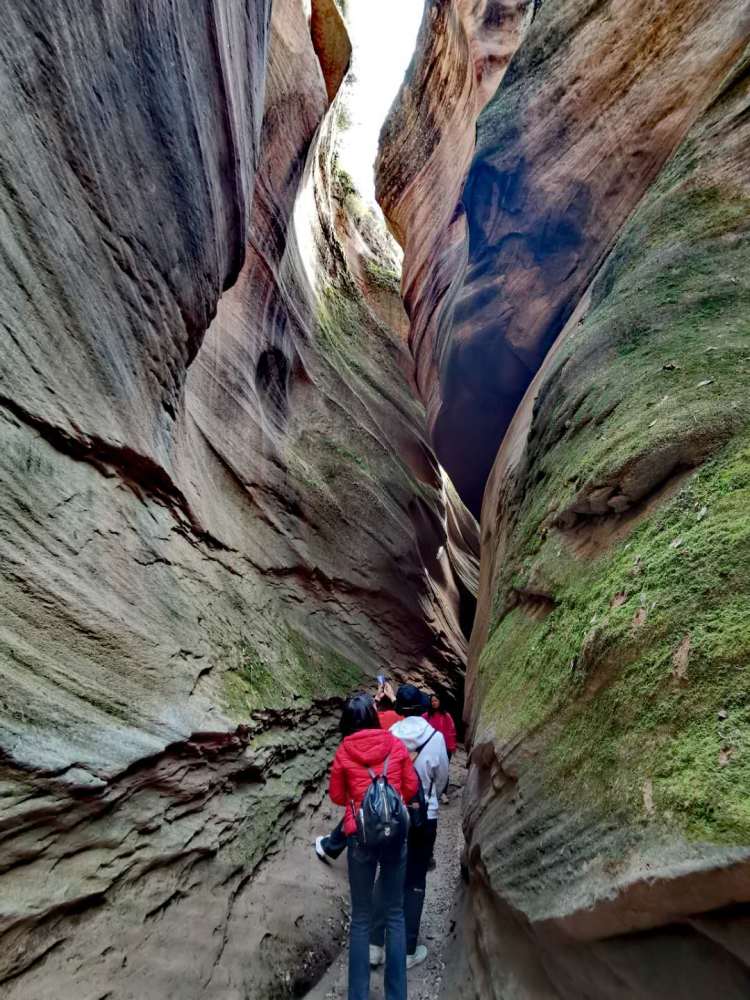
[377, 674, 385, 686]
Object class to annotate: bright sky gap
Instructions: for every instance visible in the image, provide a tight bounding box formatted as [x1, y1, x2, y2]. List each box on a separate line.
[337, 0, 424, 206]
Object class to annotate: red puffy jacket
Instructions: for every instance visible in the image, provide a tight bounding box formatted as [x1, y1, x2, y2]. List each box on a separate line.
[422, 710, 457, 753]
[377, 709, 403, 730]
[329, 728, 419, 836]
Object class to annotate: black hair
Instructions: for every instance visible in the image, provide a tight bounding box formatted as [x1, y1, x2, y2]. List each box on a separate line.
[340, 693, 381, 737]
[426, 692, 441, 716]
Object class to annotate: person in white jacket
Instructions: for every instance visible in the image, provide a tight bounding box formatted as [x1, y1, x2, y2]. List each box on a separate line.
[369, 684, 450, 971]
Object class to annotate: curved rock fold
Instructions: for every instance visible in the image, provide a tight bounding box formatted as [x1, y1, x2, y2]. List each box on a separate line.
[377, 1, 750, 996]
[0, 1, 474, 994]
[1, 0, 749, 996]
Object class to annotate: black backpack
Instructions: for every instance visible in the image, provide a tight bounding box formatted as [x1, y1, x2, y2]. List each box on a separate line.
[406, 730, 437, 830]
[352, 753, 408, 849]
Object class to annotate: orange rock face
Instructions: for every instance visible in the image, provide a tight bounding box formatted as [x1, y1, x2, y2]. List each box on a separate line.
[310, 0, 352, 102]
[377, 0, 535, 516]
[440, 0, 750, 514]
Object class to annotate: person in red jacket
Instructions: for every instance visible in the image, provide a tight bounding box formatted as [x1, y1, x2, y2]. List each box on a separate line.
[328, 693, 419, 1000]
[423, 693, 457, 759]
[315, 679, 403, 864]
[423, 693, 457, 807]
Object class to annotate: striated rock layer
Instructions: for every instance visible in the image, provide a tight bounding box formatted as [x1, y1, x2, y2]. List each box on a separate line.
[444, 0, 750, 516]
[473, 21, 750, 1000]
[377, 0, 537, 518]
[459, 60, 750, 992]
[378, 0, 750, 997]
[381, 0, 750, 517]
[0, 1, 474, 995]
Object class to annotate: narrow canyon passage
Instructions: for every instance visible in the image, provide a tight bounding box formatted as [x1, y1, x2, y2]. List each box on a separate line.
[1, 2, 749, 999]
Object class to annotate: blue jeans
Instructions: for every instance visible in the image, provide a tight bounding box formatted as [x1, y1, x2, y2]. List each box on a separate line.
[347, 835, 407, 1000]
[372, 819, 438, 954]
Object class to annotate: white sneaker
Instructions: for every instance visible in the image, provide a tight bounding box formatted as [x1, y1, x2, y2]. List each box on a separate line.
[406, 945, 428, 969]
[315, 836, 330, 863]
[369, 945, 385, 967]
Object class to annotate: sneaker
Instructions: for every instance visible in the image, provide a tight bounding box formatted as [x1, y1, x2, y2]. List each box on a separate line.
[369, 945, 385, 967]
[406, 945, 428, 970]
[315, 836, 331, 863]
[440, 792, 449, 805]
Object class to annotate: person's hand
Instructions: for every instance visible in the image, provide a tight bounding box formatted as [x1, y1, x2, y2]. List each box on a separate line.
[383, 680, 397, 702]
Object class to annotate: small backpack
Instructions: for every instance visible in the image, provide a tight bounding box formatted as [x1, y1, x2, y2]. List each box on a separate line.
[352, 752, 408, 849]
[406, 730, 437, 829]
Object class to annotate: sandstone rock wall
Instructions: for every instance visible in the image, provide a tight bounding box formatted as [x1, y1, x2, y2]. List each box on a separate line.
[445, 0, 750, 515]
[459, 49, 750, 991]
[0, 2, 474, 995]
[4, 0, 748, 994]
[379, 0, 750, 517]
[378, 1, 750, 996]
[376, 0, 537, 517]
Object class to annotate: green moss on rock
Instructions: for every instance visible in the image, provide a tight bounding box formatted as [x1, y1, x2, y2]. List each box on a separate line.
[477, 101, 750, 846]
[482, 435, 750, 845]
[362, 257, 401, 295]
[222, 626, 363, 718]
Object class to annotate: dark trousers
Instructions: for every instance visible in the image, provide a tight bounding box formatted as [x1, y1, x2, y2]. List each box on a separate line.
[321, 818, 347, 859]
[371, 818, 438, 955]
[347, 836, 407, 1000]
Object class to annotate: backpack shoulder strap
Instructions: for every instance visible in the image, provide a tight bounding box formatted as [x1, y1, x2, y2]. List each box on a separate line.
[414, 732, 438, 801]
[414, 729, 437, 758]
[366, 752, 392, 783]
[381, 752, 391, 779]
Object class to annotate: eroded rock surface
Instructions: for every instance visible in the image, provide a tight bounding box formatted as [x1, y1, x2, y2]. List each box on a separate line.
[441, 0, 750, 515]
[0, 1, 474, 995]
[380, 0, 749, 517]
[378, 1, 750, 997]
[461, 22, 750, 1000]
[3, 0, 749, 995]
[377, 0, 537, 517]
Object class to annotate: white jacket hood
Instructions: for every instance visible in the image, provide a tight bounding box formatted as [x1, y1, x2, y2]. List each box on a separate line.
[389, 716, 449, 819]
[388, 715, 432, 751]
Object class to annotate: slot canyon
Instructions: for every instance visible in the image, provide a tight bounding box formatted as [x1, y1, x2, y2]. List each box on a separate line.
[1, 1, 749, 998]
